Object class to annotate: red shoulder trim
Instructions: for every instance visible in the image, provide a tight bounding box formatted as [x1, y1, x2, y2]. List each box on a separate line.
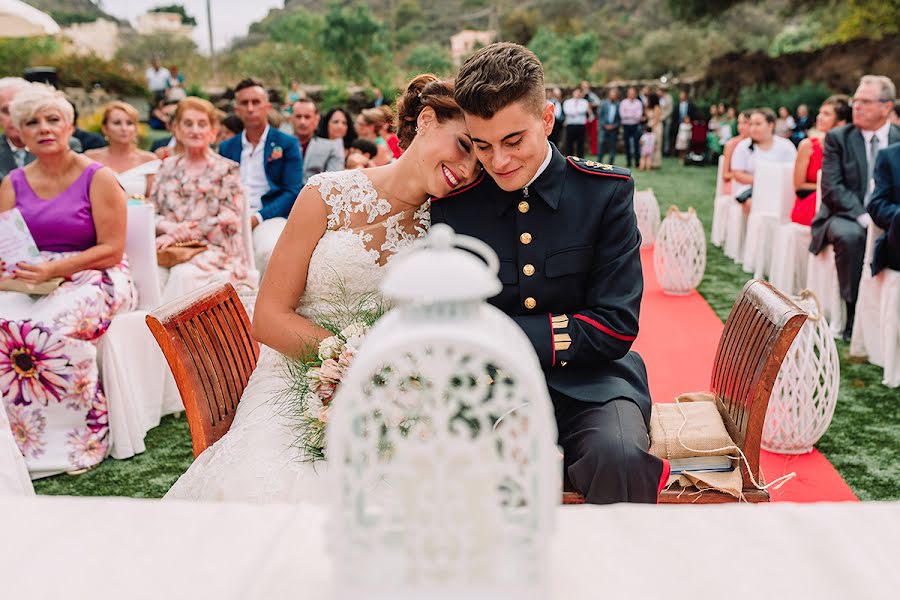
[431, 169, 486, 201]
[573, 314, 637, 341]
[566, 156, 631, 180]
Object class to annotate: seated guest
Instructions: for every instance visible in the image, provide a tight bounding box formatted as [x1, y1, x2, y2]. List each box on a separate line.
[792, 104, 813, 144]
[347, 138, 378, 169]
[377, 104, 403, 159]
[316, 106, 356, 159]
[219, 79, 303, 275]
[69, 103, 106, 152]
[811, 75, 899, 340]
[720, 110, 752, 193]
[215, 114, 242, 149]
[868, 142, 900, 274]
[86, 101, 160, 199]
[893, 104, 900, 127]
[290, 99, 343, 181]
[150, 97, 250, 304]
[791, 95, 851, 226]
[354, 107, 393, 166]
[150, 101, 180, 158]
[0, 85, 134, 477]
[775, 106, 795, 139]
[731, 108, 797, 213]
[0, 79, 82, 179]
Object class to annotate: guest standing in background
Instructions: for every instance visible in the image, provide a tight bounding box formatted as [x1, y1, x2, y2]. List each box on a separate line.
[646, 93, 663, 169]
[598, 88, 621, 165]
[668, 90, 696, 156]
[775, 106, 796, 139]
[638, 125, 656, 171]
[619, 86, 644, 168]
[145, 59, 171, 104]
[657, 85, 674, 155]
[562, 88, 590, 158]
[791, 95, 851, 226]
[548, 88, 564, 147]
[86, 101, 160, 200]
[0, 85, 135, 477]
[580, 81, 601, 157]
[152, 97, 250, 303]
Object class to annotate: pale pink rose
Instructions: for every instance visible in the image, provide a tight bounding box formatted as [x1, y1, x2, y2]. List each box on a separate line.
[317, 381, 336, 404]
[337, 345, 357, 371]
[317, 335, 343, 361]
[318, 358, 344, 384]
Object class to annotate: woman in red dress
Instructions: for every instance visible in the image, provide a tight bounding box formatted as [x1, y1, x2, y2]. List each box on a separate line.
[791, 95, 852, 225]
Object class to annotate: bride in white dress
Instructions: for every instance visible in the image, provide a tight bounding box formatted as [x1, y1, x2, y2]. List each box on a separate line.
[165, 75, 479, 502]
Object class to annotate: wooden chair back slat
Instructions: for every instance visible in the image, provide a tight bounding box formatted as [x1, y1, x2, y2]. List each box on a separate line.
[563, 279, 806, 505]
[146, 281, 259, 457]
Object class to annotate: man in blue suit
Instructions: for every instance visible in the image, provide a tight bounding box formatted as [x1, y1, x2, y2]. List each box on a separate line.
[219, 78, 303, 274]
[869, 142, 900, 274]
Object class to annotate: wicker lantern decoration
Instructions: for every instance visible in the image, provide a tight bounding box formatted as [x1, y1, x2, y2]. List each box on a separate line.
[763, 290, 840, 454]
[653, 206, 706, 296]
[327, 224, 559, 600]
[634, 188, 660, 248]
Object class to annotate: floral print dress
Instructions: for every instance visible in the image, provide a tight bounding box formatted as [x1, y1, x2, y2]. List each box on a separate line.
[1, 165, 136, 478]
[150, 153, 250, 303]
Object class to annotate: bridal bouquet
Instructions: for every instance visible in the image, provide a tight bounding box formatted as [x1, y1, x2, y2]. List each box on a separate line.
[280, 292, 384, 462]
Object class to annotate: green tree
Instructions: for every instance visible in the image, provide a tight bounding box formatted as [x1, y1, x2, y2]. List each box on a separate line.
[527, 27, 600, 83]
[404, 43, 452, 76]
[148, 4, 198, 26]
[266, 9, 325, 47]
[320, 2, 392, 84]
[228, 42, 325, 88]
[0, 37, 58, 78]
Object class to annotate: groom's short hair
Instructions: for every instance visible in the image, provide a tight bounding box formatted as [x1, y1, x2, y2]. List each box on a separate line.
[454, 42, 545, 119]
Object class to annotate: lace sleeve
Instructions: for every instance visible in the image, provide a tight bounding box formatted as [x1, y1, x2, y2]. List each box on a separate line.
[307, 170, 391, 232]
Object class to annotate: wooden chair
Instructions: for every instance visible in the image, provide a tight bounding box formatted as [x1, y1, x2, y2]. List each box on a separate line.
[563, 279, 807, 505]
[145, 281, 259, 458]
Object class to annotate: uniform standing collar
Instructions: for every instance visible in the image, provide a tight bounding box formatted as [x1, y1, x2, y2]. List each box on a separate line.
[495, 141, 566, 215]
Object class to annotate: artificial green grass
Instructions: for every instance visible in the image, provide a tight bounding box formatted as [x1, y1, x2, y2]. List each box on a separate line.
[32, 158, 899, 500]
[633, 158, 900, 501]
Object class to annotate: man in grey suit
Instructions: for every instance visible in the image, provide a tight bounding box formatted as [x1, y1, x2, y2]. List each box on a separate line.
[810, 75, 899, 340]
[597, 88, 621, 164]
[290, 99, 344, 181]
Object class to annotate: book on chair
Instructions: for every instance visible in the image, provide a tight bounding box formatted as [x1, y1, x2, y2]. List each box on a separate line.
[668, 456, 735, 475]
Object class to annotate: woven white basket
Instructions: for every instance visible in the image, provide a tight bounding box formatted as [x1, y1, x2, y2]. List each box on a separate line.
[634, 188, 660, 248]
[653, 206, 706, 296]
[763, 290, 840, 454]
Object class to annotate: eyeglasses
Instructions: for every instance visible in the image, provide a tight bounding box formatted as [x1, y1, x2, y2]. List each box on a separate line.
[851, 97, 890, 106]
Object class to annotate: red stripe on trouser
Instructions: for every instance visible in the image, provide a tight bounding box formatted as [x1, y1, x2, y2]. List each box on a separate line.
[656, 459, 671, 502]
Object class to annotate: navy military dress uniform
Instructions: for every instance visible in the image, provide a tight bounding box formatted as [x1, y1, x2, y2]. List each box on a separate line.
[431, 143, 668, 504]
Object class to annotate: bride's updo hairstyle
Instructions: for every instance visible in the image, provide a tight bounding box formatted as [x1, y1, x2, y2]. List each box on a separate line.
[395, 74, 462, 150]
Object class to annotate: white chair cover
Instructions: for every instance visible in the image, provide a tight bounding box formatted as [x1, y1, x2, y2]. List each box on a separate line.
[742, 161, 794, 277]
[633, 188, 660, 248]
[723, 199, 746, 263]
[125, 203, 161, 311]
[711, 156, 734, 248]
[0, 403, 34, 496]
[805, 172, 845, 337]
[241, 193, 260, 289]
[769, 222, 812, 296]
[851, 224, 900, 388]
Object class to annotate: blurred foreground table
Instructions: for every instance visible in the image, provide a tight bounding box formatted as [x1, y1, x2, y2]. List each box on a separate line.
[2, 496, 896, 599]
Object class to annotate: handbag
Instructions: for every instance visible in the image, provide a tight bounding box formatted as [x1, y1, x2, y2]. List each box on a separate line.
[735, 187, 753, 204]
[156, 240, 208, 268]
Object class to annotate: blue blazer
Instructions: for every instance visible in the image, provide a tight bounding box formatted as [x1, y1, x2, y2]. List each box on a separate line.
[868, 142, 900, 275]
[219, 127, 304, 220]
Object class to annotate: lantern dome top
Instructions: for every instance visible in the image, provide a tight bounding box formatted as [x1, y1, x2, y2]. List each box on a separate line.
[380, 223, 502, 304]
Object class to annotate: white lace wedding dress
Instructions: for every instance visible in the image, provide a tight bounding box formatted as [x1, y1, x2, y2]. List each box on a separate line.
[165, 169, 429, 503]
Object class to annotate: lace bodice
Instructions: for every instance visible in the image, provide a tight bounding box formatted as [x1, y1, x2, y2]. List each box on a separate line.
[296, 169, 429, 324]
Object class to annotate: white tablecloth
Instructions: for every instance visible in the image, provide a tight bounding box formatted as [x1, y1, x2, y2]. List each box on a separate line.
[2, 496, 896, 599]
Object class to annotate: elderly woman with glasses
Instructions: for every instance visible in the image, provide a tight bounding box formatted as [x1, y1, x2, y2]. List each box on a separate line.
[0, 85, 135, 477]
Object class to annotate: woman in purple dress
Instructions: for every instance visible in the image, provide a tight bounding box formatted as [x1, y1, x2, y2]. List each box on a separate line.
[0, 85, 135, 478]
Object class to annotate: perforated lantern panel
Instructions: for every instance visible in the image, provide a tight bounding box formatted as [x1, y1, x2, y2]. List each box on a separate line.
[653, 207, 706, 296]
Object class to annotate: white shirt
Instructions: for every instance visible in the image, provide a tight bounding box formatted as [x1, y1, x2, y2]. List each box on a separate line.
[861, 120, 892, 166]
[145, 67, 171, 92]
[525, 142, 553, 191]
[562, 98, 589, 126]
[240, 125, 271, 214]
[730, 136, 797, 196]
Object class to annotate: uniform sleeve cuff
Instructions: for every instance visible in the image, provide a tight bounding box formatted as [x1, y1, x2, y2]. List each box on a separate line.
[513, 314, 554, 368]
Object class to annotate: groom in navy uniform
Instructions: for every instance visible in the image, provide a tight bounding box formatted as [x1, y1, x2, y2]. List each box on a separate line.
[431, 43, 668, 504]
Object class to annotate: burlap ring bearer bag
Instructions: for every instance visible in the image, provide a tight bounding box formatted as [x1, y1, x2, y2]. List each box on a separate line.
[650, 392, 745, 499]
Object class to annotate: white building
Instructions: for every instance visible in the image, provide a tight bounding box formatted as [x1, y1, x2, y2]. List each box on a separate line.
[62, 18, 121, 60]
[450, 29, 496, 67]
[136, 11, 193, 39]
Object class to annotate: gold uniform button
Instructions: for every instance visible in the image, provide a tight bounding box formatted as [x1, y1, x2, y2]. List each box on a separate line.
[524, 297, 537, 309]
[520, 232, 533, 245]
[523, 264, 535, 276]
[518, 201, 530, 213]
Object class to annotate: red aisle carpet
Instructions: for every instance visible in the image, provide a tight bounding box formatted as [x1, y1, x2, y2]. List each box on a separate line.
[632, 249, 858, 502]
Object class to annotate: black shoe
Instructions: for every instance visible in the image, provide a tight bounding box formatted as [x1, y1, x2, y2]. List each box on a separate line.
[842, 302, 856, 342]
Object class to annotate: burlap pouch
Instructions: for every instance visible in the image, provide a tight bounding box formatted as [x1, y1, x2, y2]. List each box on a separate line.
[650, 392, 744, 500]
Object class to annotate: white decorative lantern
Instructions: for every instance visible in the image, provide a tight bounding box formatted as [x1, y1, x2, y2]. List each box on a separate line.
[653, 206, 706, 295]
[327, 224, 559, 600]
[634, 187, 660, 248]
[763, 290, 840, 454]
